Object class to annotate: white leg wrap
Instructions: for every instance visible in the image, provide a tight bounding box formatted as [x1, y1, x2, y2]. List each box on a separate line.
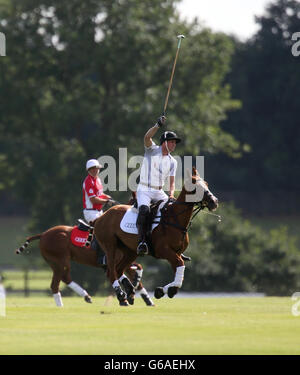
[135, 269, 143, 286]
[163, 266, 185, 294]
[112, 280, 120, 289]
[67, 281, 88, 297]
[53, 292, 63, 307]
[136, 269, 143, 278]
[174, 266, 185, 286]
[139, 287, 148, 296]
[118, 274, 127, 282]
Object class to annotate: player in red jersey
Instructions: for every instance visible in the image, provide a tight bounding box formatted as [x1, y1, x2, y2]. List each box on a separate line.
[82, 159, 112, 264]
[83, 159, 111, 224]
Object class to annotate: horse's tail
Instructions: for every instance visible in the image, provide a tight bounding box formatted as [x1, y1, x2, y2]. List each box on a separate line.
[15, 234, 42, 254]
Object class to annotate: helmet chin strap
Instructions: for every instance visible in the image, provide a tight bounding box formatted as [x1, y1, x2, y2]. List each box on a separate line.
[164, 140, 170, 154]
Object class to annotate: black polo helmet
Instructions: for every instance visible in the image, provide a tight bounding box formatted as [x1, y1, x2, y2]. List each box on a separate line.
[159, 131, 181, 145]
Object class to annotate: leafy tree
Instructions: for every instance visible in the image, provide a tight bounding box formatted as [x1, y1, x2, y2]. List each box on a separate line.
[5, 0, 285, 295]
[0, 0, 241, 232]
[209, 0, 300, 194]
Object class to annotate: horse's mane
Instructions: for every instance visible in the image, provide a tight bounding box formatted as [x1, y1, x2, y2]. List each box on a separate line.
[185, 172, 208, 189]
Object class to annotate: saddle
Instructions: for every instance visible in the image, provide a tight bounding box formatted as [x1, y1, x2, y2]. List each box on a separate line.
[70, 223, 91, 248]
[120, 199, 165, 234]
[131, 196, 164, 220]
[70, 220, 106, 266]
[77, 219, 91, 232]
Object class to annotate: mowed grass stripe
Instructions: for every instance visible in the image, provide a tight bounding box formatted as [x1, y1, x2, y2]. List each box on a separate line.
[0, 296, 299, 355]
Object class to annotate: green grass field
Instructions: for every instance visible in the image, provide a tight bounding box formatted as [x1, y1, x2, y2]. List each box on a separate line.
[0, 296, 299, 355]
[1, 215, 300, 356]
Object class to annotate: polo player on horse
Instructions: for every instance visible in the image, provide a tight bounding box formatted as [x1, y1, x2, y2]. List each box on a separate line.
[83, 159, 112, 224]
[136, 115, 181, 255]
[82, 158, 113, 253]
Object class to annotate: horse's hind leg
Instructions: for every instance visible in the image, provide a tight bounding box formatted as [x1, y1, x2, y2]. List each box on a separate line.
[61, 260, 92, 303]
[48, 258, 91, 306]
[49, 262, 64, 307]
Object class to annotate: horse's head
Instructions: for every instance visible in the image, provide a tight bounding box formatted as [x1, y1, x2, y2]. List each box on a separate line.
[184, 167, 218, 211]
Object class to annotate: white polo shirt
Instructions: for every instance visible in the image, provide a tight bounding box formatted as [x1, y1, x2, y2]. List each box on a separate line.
[139, 141, 177, 188]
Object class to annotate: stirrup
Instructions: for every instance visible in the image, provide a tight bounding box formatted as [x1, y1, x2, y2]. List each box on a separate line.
[137, 242, 148, 256]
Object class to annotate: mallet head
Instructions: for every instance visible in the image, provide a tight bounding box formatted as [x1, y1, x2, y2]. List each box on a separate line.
[176, 34, 185, 49]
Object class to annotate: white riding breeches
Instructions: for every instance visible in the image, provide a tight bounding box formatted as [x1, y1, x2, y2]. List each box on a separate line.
[83, 209, 103, 224]
[136, 184, 169, 207]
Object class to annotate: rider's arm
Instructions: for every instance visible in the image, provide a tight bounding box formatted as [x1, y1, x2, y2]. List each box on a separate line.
[169, 158, 177, 198]
[169, 176, 175, 198]
[144, 116, 166, 147]
[90, 196, 110, 205]
[144, 124, 160, 148]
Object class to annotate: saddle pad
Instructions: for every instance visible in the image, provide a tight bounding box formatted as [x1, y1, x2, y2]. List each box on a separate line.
[120, 204, 163, 235]
[70, 226, 90, 247]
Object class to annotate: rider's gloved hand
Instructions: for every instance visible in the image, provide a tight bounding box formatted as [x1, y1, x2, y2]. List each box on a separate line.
[157, 115, 166, 127]
[108, 199, 118, 206]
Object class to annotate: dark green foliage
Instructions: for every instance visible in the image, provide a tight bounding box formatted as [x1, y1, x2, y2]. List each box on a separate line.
[183, 204, 300, 295]
[209, 0, 300, 194]
[0, 0, 299, 295]
[0, 0, 241, 233]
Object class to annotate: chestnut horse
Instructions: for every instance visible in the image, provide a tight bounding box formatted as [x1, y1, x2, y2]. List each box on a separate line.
[93, 167, 219, 306]
[16, 226, 154, 307]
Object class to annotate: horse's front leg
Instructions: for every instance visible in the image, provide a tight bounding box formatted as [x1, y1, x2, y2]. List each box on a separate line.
[154, 249, 185, 299]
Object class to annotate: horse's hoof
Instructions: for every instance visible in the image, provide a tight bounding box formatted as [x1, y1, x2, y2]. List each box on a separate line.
[84, 295, 92, 303]
[119, 299, 129, 306]
[154, 287, 165, 299]
[120, 278, 135, 305]
[181, 254, 191, 262]
[127, 294, 135, 305]
[167, 286, 178, 298]
[115, 286, 128, 305]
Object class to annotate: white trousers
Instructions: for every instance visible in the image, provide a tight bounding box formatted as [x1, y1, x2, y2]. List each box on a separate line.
[83, 209, 103, 224]
[136, 184, 169, 207]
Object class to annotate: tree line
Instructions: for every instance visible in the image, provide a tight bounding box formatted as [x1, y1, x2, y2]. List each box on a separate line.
[208, 0, 300, 199]
[0, 0, 299, 294]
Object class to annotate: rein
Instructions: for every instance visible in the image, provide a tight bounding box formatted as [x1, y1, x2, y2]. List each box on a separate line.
[160, 200, 205, 235]
[155, 200, 205, 254]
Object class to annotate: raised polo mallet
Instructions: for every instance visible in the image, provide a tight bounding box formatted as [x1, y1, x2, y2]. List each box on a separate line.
[163, 34, 185, 115]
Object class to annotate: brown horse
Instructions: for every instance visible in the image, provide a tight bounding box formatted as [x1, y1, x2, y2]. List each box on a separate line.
[93, 167, 219, 306]
[16, 225, 154, 307]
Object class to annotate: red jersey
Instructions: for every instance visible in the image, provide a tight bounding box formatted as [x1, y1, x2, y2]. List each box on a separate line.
[82, 174, 104, 210]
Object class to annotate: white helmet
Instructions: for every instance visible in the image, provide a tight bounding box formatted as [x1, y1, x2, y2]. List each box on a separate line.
[86, 159, 102, 171]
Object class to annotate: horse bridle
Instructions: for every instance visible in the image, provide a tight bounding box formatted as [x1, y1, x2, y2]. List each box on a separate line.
[160, 196, 208, 235]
